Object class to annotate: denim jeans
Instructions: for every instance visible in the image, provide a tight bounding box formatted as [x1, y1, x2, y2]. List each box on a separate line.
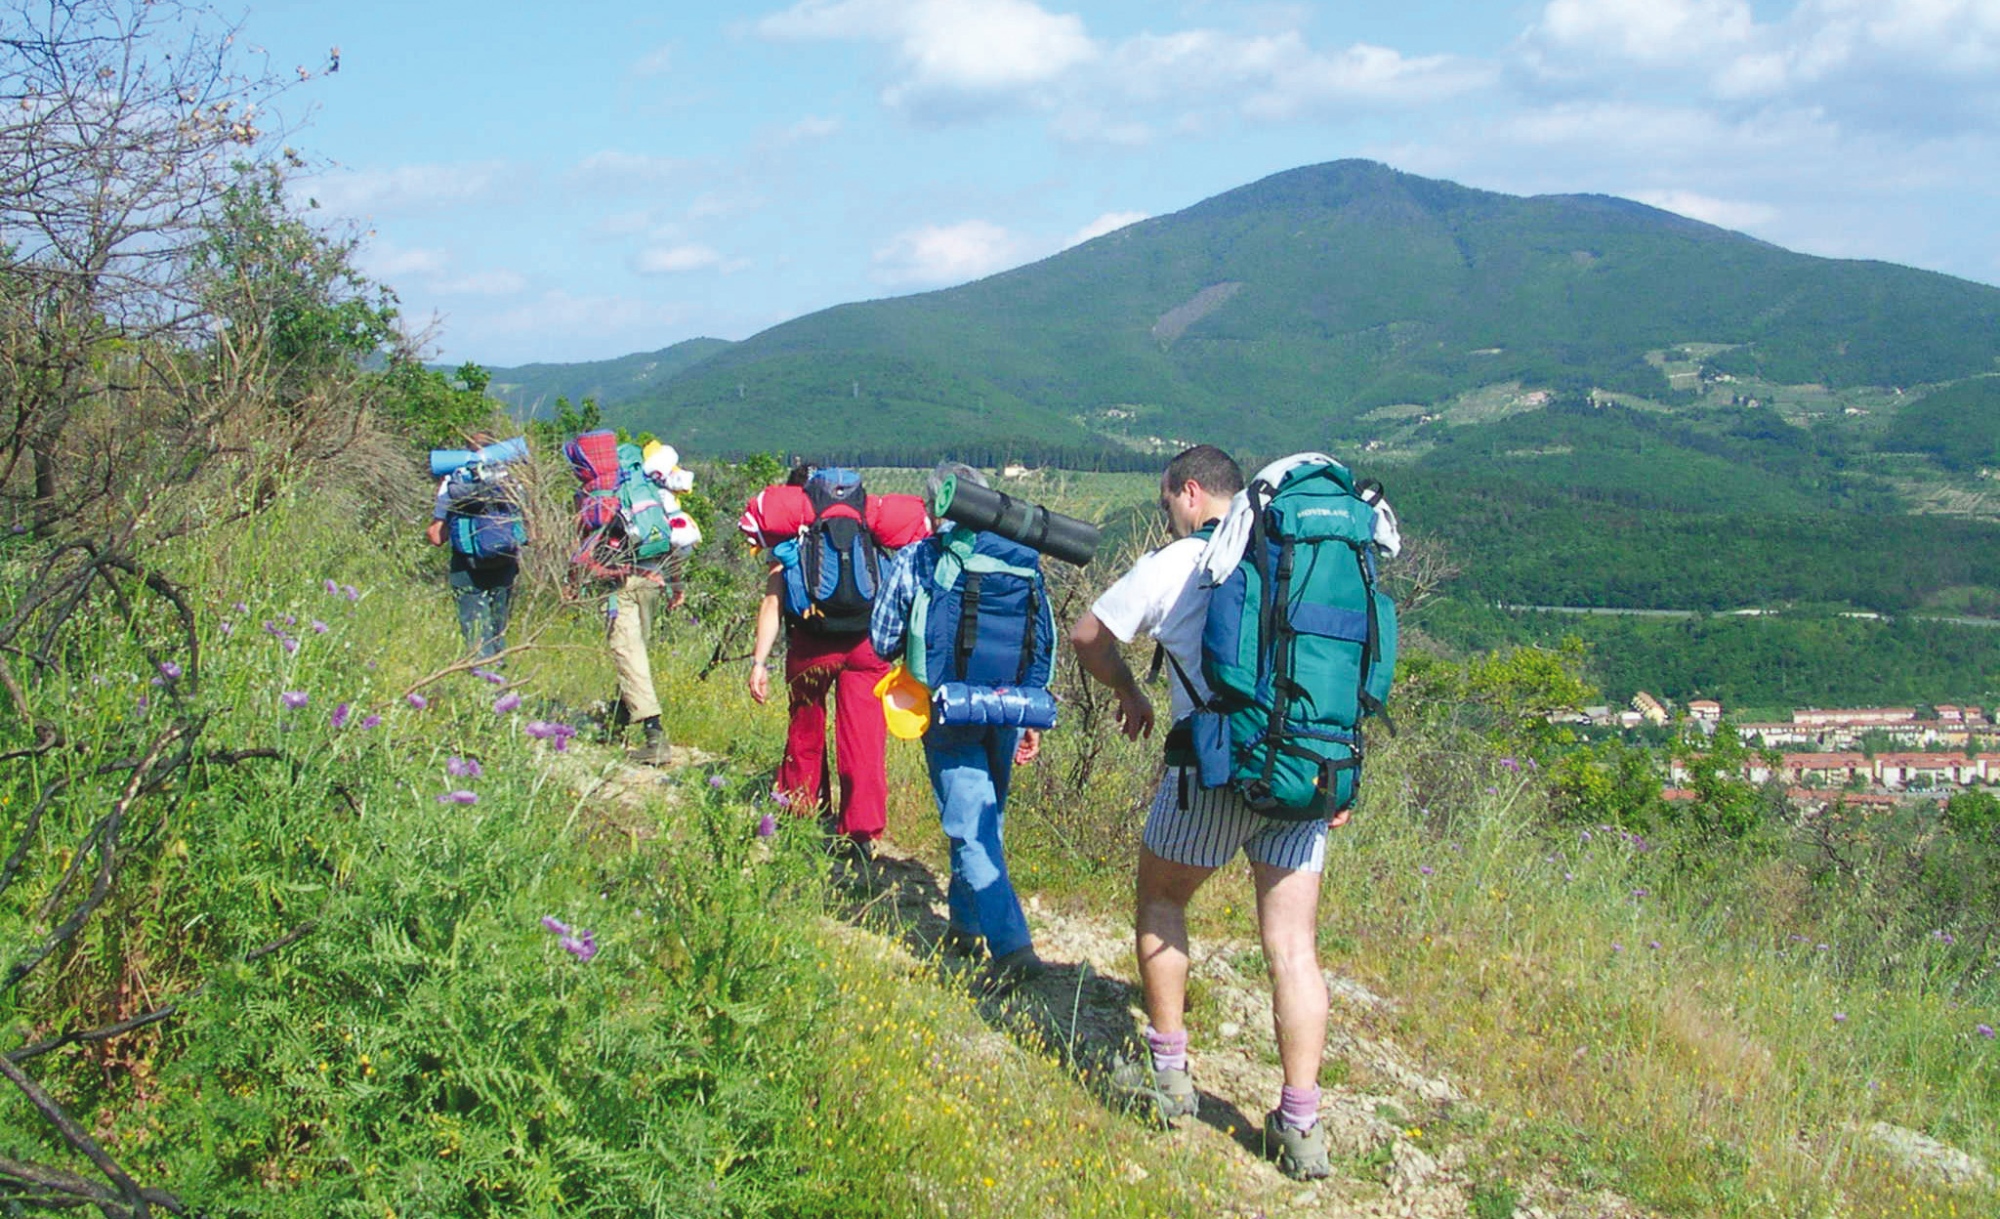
[924, 724, 1030, 959]
[448, 562, 514, 660]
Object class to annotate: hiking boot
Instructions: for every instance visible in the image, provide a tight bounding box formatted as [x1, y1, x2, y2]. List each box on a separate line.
[1109, 1059, 1199, 1124]
[1262, 1110, 1332, 1181]
[829, 835, 876, 887]
[974, 946, 1045, 997]
[941, 925, 986, 960]
[627, 727, 671, 767]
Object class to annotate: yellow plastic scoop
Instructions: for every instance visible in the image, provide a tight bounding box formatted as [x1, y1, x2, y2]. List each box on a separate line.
[872, 664, 931, 740]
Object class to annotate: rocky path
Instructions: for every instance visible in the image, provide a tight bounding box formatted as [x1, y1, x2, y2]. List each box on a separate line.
[841, 837, 1650, 1219]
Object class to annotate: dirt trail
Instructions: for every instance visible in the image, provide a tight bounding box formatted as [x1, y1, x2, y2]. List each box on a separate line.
[562, 746, 1646, 1218]
[838, 836, 1649, 1219]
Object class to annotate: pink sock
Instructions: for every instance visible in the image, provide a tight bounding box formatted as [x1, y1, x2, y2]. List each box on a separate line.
[1145, 1025, 1188, 1074]
[1278, 1084, 1320, 1131]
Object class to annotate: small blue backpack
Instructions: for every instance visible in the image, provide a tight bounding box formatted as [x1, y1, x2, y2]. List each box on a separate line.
[906, 529, 1057, 729]
[442, 465, 524, 566]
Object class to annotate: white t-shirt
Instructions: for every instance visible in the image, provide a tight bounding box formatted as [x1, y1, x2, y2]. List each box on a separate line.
[1089, 535, 1215, 722]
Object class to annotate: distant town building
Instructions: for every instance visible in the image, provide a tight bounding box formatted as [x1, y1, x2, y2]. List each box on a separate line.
[1793, 708, 1917, 729]
[1631, 691, 1669, 727]
[1687, 699, 1722, 724]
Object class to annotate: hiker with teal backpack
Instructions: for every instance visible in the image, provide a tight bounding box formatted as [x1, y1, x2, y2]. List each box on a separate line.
[871, 462, 1058, 996]
[1070, 444, 1399, 1180]
[563, 432, 702, 766]
[426, 434, 527, 661]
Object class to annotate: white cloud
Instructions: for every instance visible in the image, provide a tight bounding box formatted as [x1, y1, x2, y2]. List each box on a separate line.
[872, 219, 1032, 286]
[1064, 210, 1147, 247]
[432, 269, 529, 297]
[593, 209, 658, 238]
[572, 150, 692, 189]
[1529, 0, 1755, 66]
[634, 243, 728, 274]
[631, 44, 675, 78]
[356, 241, 448, 280]
[482, 290, 697, 340]
[299, 162, 506, 219]
[758, 0, 1097, 111]
[1625, 188, 1779, 231]
[776, 114, 843, 143]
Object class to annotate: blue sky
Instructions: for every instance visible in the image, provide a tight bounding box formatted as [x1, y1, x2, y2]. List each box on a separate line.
[245, 0, 2000, 365]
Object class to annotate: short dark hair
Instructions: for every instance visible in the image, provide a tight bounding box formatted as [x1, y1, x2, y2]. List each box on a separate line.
[1164, 444, 1243, 498]
[785, 462, 815, 487]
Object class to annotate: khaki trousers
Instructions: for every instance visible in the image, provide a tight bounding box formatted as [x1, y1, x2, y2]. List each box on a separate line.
[607, 574, 661, 722]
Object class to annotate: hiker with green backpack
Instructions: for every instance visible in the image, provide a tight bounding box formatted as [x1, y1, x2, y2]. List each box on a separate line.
[563, 432, 703, 766]
[1069, 444, 1399, 1180]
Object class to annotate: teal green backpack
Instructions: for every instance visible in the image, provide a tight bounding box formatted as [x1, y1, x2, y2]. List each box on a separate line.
[1169, 458, 1397, 819]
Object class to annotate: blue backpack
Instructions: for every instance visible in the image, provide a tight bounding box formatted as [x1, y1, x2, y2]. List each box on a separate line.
[774, 468, 881, 634]
[906, 529, 1057, 729]
[442, 465, 523, 566]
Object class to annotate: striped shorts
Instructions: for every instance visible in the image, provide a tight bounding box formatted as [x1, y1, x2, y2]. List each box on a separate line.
[1142, 769, 1328, 873]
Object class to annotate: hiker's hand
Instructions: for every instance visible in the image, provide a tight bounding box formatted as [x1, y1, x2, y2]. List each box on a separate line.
[1115, 687, 1154, 740]
[1327, 808, 1352, 829]
[667, 587, 686, 610]
[1014, 729, 1041, 765]
[424, 519, 445, 547]
[748, 663, 770, 704]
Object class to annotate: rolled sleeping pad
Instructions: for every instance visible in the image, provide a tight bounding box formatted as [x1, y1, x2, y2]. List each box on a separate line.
[931, 476, 1100, 567]
[429, 436, 529, 478]
[930, 682, 1059, 730]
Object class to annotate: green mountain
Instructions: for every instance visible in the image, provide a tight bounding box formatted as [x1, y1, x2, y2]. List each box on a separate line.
[484, 337, 733, 416]
[581, 159, 2000, 462]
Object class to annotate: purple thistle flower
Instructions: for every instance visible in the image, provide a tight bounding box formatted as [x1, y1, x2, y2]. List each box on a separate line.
[1500, 756, 1519, 772]
[756, 813, 777, 838]
[331, 702, 351, 730]
[709, 774, 727, 790]
[157, 660, 182, 681]
[436, 790, 478, 805]
[1978, 1024, 1995, 1039]
[493, 692, 521, 714]
[1833, 1012, 1847, 1023]
[1580, 830, 1592, 842]
[359, 714, 382, 730]
[283, 614, 296, 626]
[1632, 888, 1650, 899]
[135, 694, 149, 713]
[324, 578, 339, 595]
[472, 667, 506, 685]
[446, 756, 482, 779]
[1563, 871, 1574, 881]
[1611, 942, 1623, 954]
[280, 690, 309, 710]
[342, 584, 360, 602]
[1418, 864, 1434, 876]
[1816, 943, 1830, 952]
[1485, 785, 1498, 795]
[525, 720, 552, 739]
[406, 692, 428, 710]
[310, 619, 329, 635]
[218, 620, 234, 638]
[551, 736, 569, 752]
[281, 637, 299, 655]
[1648, 940, 1661, 950]
[262, 620, 283, 637]
[561, 930, 598, 963]
[232, 601, 249, 614]
[770, 788, 793, 809]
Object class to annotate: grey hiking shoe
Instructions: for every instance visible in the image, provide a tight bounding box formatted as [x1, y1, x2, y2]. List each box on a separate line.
[974, 946, 1045, 997]
[627, 729, 671, 767]
[1109, 1059, 1198, 1123]
[1262, 1110, 1332, 1180]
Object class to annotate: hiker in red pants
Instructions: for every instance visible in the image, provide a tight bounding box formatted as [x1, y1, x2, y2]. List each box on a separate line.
[744, 465, 891, 864]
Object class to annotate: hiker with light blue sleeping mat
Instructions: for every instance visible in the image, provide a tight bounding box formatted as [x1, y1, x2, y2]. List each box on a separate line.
[426, 435, 527, 661]
[870, 462, 1064, 998]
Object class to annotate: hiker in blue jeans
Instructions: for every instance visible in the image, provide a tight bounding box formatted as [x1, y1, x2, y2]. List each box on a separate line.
[871, 461, 1053, 996]
[923, 722, 1041, 975]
